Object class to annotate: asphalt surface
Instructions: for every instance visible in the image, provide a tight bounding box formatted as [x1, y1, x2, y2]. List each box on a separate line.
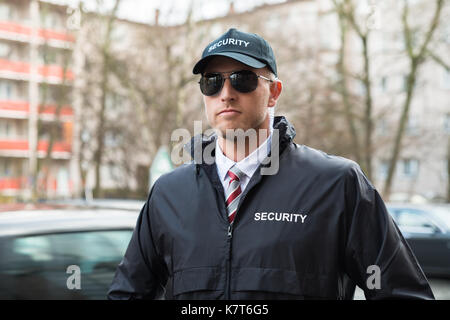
[354, 278, 450, 300]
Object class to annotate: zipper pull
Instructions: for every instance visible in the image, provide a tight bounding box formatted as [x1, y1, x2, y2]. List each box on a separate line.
[227, 224, 233, 238]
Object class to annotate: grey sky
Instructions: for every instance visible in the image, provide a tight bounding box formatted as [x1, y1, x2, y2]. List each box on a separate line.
[45, 0, 286, 25]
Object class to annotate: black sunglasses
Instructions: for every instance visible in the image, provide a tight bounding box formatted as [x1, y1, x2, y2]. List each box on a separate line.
[199, 70, 273, 96]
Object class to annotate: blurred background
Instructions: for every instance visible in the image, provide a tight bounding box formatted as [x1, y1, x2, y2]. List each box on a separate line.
[0, 0, 449, 299]
[0, 0, 448, 203]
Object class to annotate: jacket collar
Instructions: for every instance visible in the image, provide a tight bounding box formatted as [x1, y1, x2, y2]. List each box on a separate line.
[184, 116, 296, 164]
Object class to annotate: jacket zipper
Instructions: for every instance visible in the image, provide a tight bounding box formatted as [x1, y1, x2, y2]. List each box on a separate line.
[225, 223, 233, 299]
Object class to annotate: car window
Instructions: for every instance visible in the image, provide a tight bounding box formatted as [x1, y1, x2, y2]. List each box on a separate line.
[396, 210, 439, 234]
[431, 207, 450, 230]
[0, 229, 132, 299]
[14, 236, 52, 262]
[51, 230, 131, 272]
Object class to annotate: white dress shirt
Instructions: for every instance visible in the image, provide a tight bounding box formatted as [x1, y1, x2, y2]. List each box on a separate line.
[215, 132, 272, 194]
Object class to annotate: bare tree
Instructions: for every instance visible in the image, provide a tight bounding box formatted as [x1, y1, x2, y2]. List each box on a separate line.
[92, 0, 122, 198]
[383, 0, 445, 199]
[333, 0, 362, 166]
[37, 3, 74, 199]
[105, 3, 203, 194]
[331, 0, 376, 180]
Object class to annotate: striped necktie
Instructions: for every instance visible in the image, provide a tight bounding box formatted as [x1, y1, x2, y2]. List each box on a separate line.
[225, 166, 244, 223]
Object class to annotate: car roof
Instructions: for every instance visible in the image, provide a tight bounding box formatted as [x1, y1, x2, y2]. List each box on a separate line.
[0, 208, 140, 237]
[386, 203, 450, 211]
[44, 198, 146, 211]
[386, 203, 450, 231]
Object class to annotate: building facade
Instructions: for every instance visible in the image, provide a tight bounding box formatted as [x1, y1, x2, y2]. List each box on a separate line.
[0, 0, 75, 201]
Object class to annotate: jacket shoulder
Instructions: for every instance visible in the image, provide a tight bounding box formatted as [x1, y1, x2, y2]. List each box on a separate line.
[290, 144, 361, 176]
[151, 162, 197, 191]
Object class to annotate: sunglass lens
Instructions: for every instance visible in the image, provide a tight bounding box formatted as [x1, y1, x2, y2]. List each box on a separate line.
[200, 74, 223, 96]
[231, 70, 258, 93]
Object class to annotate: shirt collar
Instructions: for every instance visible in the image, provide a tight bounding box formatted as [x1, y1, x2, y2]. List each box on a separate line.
[215, 132, 272, 182]
[215, 141, 236, 182]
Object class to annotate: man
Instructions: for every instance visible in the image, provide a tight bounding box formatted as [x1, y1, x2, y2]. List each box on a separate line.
[108, 28, 434, 300]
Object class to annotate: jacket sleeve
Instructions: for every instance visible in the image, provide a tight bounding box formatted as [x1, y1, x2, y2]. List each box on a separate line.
[343, 163, 434, 300]
[107, 189, 168, 300]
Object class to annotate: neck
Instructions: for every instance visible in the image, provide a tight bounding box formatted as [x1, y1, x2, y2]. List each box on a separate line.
[218, 127, 270, 162]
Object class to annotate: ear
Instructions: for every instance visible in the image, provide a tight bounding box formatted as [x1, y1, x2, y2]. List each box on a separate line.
[268, 79, 282, 108]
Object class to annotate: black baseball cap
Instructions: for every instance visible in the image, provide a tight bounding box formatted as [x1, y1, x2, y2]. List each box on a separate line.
[193, 28, 277, 77]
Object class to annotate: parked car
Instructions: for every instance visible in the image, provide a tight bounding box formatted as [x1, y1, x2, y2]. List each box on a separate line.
[0, 205, 140, 299]
[387, 204, 450, 278]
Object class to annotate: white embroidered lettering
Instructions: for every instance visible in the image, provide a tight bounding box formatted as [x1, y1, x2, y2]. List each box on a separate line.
[254, 212, 308, 223]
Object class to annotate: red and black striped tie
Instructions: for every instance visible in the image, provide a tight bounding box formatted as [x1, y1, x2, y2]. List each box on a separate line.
[225, 166, 244, 223]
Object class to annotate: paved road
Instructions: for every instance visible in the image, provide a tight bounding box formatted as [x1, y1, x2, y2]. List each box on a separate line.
[354, 278, 450, 300]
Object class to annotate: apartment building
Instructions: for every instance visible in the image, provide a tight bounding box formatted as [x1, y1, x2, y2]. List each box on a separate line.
[0, 0, 75, 201]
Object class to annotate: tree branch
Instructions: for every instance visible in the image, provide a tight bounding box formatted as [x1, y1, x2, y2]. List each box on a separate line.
[427, 49, 450, 70]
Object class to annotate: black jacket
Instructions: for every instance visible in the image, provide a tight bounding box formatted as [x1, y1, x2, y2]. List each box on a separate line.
[108, 116, 434, 300]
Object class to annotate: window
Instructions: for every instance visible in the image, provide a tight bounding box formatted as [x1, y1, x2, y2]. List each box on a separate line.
[39, 85, 63, 104]
[104, 131, 120, 148]
[0, 229, 133, 299]
[378, 159, 390, 179]
[380, 76, 388, 92]
[0, 119, 12, 138]
[39, 122, 63, 141]
[39, 48, 58, 65]
[444, 113, 450, 134]
[105, 92, 123, 111]
[403, 75, 409, 91]
[0, 42, 12, 58]
[40, 11, 61, 30]
[406, 116, 419, 135]
[443, 68, 450, 90]
[376, 119, 388, 136]
[402, 158, 419, 178]
[358, 81, 367, 96]
[0, 159, 11, 176]
[13, 236, 52, 262]
[439, 17, 450, 43]
[0, 3, 12, 21]
[0, 80, 13, 99]
[396, 209, 439, 234]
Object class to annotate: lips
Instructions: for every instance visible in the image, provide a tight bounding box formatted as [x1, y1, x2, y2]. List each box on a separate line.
[218, 109, 241, 116]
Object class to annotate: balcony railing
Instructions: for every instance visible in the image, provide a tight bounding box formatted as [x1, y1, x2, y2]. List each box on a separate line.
[0, 100, 74, 120]
[0, 139, 71, 158]
[0, 21, 75, 45]
[0, 58, 74, 82]
[0, 176, 63, 192]
[0, 177, 27, 190]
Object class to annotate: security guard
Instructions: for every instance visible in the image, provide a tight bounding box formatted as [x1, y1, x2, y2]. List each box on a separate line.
[108, 28, 434, 300]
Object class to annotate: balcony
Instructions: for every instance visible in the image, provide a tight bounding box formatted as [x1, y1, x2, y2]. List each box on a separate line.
[0, 100, 74, 121]
[0, 58, 74, 83]
[0, 21, 75, 48]
[0, 176, 62, 194]
[0, 139, 71, 159]
[0, 177, 27, 191]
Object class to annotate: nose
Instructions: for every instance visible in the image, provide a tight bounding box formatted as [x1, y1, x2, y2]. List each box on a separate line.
[219, 77, 237, 102]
